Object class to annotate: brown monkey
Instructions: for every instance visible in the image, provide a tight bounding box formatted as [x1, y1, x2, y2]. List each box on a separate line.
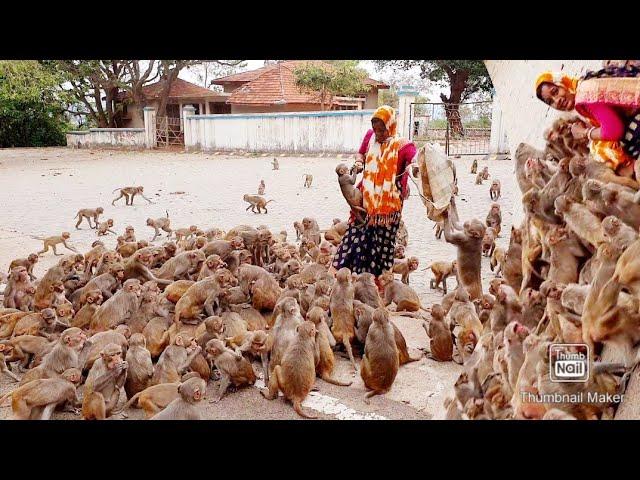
[142, 316, 172, 359]
[12, 308, 60, 338]
[258, 179, 265, 195]
[443, 214, 485, 300]
[122, 225, 136, 242]
[96, 219, 116, 236]
[335, 163, 366, 226]
[83, 241, 106, 274]
[470, 158, 478, 174]
[146, 211, 172, 241]
[554, 195, 606, 248]
[82, 343, 128, 419]
[0, 311, 27, 340]
[0, 368, 82, 419]
[569, 154, 639, 190]
[243, 194, 274, 214]
[504, 321, 530, 391]
[116, 382, 181, 418]
[79, 327, 130, 371]
[150, 376, 206, 420]
[481, 227, 497, 258]
[151, 333, 202, 385]
[485, 203, 502, 237]
[360, 308, 399, 403]
[303, 173, 313, 188]
[307, 307, 352, 386]
[19, 327, 86, 385]
[503, 226, 524, 292]
[3, 267, 33, 310]
[123, 250, 172, 287]
[261, 321, 318, 419]
[489, 180, 501, 200]
[74, 207, 104, 229]
[490, 247, 505, 275]
[392, 256, 419, 285]
[111, 185, 153, 206]
[330, 267, 358, 371]
[94, 250, 123, 276]
[205, 339, 256, 402]
[481, 166, 490, 180]
[124, 333, 154, 398]
[0, 342, 21, 381]
[8, 253, 39, 281]
[354, 272, 382, 309]
[448, 286, 483, 362]
[379, 270, 427, 313]
[71, 262, 124, 309]
[424, 304, 453, 361]
[37, 232, 77, 256]
[3, 335, 52, 371]
[293, 221, 304, 241]
[89, 279, 141, 332]
[396, 220, 409, 247]
[394, 243, 406, 259]
[301, 217, 322, 245]
[70, 290, 103, 329]
[232, 329, 269, 379]
[174, 269, 235, 323]
[475, 172, 483, 185]
[602, 215, 638, 250]
[154, 250, 205, 281]
[197, 254, 228, 281]
[173, 225, 198, 242]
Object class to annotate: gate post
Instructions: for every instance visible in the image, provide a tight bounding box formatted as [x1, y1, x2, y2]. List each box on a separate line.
[182, 105, 196, 150]
[489, 96, 508, 154]
[397, 85, 418, 139]
[143, 107, 156, 149]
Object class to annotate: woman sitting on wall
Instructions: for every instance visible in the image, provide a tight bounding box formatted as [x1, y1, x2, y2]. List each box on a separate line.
[535, 63, 640, 176]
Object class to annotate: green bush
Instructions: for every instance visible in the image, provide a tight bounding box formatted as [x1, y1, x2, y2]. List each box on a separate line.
[0, 99, 66, 148]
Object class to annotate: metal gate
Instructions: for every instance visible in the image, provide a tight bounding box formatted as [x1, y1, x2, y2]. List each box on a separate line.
[409, 101, 492, 156]
[156, 116, 184, 147]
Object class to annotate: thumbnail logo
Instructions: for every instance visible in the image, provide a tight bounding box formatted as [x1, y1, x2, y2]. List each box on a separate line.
[549, 344, 589, 383]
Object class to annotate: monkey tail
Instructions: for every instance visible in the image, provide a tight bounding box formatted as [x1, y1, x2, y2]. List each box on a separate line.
[421, 264, 433, 271]
[114, 391, 142, 413]
[0, 389, 15, 405]
[112, 187, 122, 193]
[165, 210, 170, 219]
[265, 200, 275, 204]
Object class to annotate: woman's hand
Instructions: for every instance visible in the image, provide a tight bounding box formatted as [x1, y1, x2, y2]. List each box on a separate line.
[570, 122, 588, 140]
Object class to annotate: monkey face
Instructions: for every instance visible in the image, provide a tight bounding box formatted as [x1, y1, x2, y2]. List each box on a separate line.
[335, 164, 349, 176]
[103, 351, 123, 370]
[27, 254, 38, 263]
[146, 218, 154, 226]
[65, 330, 86, 350]
[62, 232, 71, 239]
[408, 258, 419, 271]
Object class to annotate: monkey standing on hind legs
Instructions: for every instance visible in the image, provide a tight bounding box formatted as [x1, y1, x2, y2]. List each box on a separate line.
[258, 180, 265, 195]
[272, 158, 279, 170]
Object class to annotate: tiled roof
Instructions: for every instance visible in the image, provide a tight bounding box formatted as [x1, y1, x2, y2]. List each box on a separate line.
[212, 61, 389, 106]
[118, 78, 230, 102]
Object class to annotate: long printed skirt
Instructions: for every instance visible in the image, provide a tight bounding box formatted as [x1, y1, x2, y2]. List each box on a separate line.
[331, 219, 400, 276]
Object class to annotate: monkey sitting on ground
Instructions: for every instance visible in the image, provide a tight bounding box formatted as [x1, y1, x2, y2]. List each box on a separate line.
[82, 343, 128, 420]
[485, 203, 502, 237]
[261, 321, 318, 419]
[307, 307, 352, 386]
[205, 339, 256, 402]
[360, 308, 399, 404]
[335, 163, 367, 226]
[379, 270, 428, 315]
[303, 174, 313, 188]
[3, 267, 33, 311]
[96, 219, 116, 236]
[111, 186, 153, 206]
[422, 304, 453, 362]
[392, 256, 419, 285]
[481, 166, 490, 180]
[258, 179, 265, 195]
[243, 194, 274, 214]
[475, 172, 483, 185]
[8, 254, 39, 282]
[272, 158, 279, 170]
[489, 180, 501, 200]
[37, 232, 77, 256]
[150, 376, 206, 420]
[146, 211, 173, 241]
[470, 158, 478, 174]
[0, 368, 82, 419]
[151, 333, 202, 385]
[74, 207, 104, 229]
[124, 333, 154, 398]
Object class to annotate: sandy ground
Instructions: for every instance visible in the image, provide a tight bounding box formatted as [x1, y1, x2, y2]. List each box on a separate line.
[0, 147, 523, 420]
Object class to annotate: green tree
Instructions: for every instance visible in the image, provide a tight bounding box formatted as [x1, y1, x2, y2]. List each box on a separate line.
[293, 61, 371, 111]
[374, 60, 492, 135]
[0, 61, 67, 147]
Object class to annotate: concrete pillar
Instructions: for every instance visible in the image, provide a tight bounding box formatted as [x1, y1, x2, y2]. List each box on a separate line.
[143, 107, 156, 149]
[396, 85, 418, 139]
[205, 102, 210, 115]
[182, 105, 196, 149]
[489, 95, 509, 154]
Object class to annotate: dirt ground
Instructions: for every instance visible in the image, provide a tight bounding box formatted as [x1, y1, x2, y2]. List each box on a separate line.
[0, 147, 523, 420]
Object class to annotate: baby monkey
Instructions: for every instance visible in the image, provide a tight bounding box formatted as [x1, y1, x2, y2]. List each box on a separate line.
[336, 163, 367, 227]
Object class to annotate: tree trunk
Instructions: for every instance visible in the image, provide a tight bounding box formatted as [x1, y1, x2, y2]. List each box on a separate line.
[440, 70, 469, 137]
[156, 70, 181, 117]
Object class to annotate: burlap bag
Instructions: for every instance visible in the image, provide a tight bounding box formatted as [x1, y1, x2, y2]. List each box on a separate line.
[415, 143, 454, 222]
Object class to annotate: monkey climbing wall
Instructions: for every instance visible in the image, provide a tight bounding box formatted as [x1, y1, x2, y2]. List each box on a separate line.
[484, 60, 602, 157]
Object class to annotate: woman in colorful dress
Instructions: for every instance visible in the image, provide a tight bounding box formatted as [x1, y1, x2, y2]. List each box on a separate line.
[534, 63, 640, 176]
[330, 106, 417, 291]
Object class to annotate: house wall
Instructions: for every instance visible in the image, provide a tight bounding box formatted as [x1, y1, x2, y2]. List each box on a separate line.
[484, 60, 602, 156]
[183, 109, 374, 153]
[65, 128, 146, 149]
[364, 89, 380, 109]
[230, 103, 324, 114]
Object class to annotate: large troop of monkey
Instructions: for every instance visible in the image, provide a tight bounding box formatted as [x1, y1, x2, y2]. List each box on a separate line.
[1, 169, 433, 419]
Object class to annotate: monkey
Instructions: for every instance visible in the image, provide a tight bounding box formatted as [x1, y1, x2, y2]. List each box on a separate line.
[123, 250, 173, 287]
[154, 250, 205, 282]
[20, 327, 86, 385]
[489, 284, 523, 336]
[360, 308, 399, 404]
[545, 225, 588, 285]
[503, 321, 530, 392]
[150, 376, 206, 420]
[392, 256, 419, 285]
[74, 207, 104, 230]
[378, 270, 428, 314]
[447, 286, 483, 363]
[237, 265, 281, 313]
[324, 220, 348, 246]
[83, 241, 107, 275]
[243, 194, 274, 214]
[475, 172, 483, 185]
[89, 279, 141, 332]
[0, 342, 21, 381]
[70, 290, 103, 329]
[3, 267, 33, 310]
[480, 166, 490, 180]
[489, 179, 501, 200]
[151, 333, 202, 385]
[261, 321, 318, 419]
[197, 254, 228, 281]
[37, 232, 77, 256]
[485, 203, 502, 237]
[396, 219, 409, 248]
[116, 381, 185, 418]
[94, 250, 122, 277]
[205, 339, 256, 402]
[0, 311, 27, 340]
[257, 179, 265, 195]
[116, 237, 139, 258]
[329, 267, 358, 372]
[267, 296, 304, 382]
[173, 271, 234, 324]
[490, 246, 505, 276]
[278, 259, 303, 285]
[12, 308, 62, 339]
[124, 333, 153, 398]
[0, 368, 82, 419]
[173, 225, 198, 243]
[293, 221, 304, 241]
[82, 343, 128, 419]
[470, 158, 478, 174]
[481, 227, 497, 258]
[8, 254, 39, 281]
[602, 215, 638, 251]
[353, 272, 382, 309]
[554, 195, 607, 249]
[232, 329, 269, 380]
[433, 221, 444, 240]
[79, 326, 130, 372]
[272, 158, 279, 170]
[95, 219, 116, 236]
[542, 409, 577, 420]
[111, 185, 153, 206]
[569, 154, 639, 190]
[146, 211, 172, 241]
[303, 173, 313, 188]
[3, 335, 52, 372]
[120, 225, 136, 243]
[503, 225, 524, 292]
[423, 304, 453, 362]
[393, 244, 406, 259]
[300, 217, 322, 246]
[443, 212, 485, 300]
[71, 262, 124, 309]
[306, 307, 352, 386]
[335, 163, 367, 226]
[315, 241, 335, 269]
